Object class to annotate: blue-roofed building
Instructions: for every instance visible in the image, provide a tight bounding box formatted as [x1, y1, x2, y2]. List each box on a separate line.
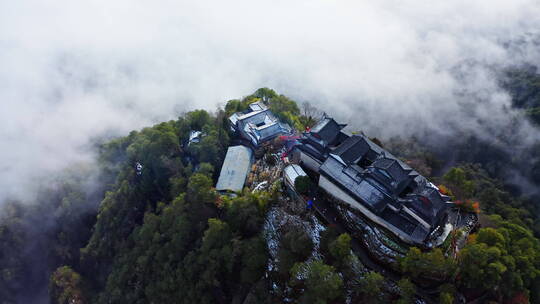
[216, 145, 253, 194]
[229, 101, 292, 148]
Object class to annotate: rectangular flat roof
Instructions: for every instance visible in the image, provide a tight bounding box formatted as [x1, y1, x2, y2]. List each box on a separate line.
[283, 164, 307, 182]
[216, 145, 253, 192]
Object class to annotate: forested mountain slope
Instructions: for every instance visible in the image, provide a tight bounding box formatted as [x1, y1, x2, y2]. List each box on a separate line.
[1, 86, 540, 304]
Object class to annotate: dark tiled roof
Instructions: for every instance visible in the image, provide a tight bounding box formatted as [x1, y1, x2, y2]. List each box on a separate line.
[301, 142, 329, 162]
[308, 116, 452, 245]
[310, 117, 346, 145]
[407, 187, 450, 226]
[380, 208, 417, 235]
[320, 157, 389, 213]
[332, 135, 370, 164]
[372, 158, 411, 185]
[229, 101, 292, 147]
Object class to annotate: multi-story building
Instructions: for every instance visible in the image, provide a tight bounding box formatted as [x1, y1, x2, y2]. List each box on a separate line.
[293, 116, 453, 246]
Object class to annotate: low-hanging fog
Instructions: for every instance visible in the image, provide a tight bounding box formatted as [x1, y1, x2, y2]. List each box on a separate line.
[2, 0, 540, 204]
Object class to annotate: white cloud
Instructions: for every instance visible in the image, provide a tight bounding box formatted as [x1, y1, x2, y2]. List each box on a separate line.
[1, 0, 540, 202]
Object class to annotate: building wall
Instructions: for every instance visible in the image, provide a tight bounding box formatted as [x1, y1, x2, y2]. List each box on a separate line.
[319, 175, 365, 210]
[283, 175, 300, 201]
[402, 206, 431, 230]
[300, 152, 321, 172]
[318, 175, 419, 245]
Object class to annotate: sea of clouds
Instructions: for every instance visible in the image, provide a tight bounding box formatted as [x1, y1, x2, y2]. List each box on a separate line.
[1, 0, 540, 203]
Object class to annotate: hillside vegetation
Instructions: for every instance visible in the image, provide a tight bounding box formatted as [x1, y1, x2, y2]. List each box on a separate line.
[1, 87, 540, 303]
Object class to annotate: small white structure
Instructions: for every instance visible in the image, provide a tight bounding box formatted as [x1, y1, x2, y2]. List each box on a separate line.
[188, 130, 204, 146]
[282, 164, 308, 199]
[283, 164, 307, 188]
[135, 162, 143, 175]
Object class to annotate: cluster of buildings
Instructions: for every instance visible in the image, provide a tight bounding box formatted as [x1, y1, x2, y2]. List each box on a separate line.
[213, 100, 453, 247]
[291, 115, 453, 246]
[215, 101, 292, 193]
[227, 101, 292, 148]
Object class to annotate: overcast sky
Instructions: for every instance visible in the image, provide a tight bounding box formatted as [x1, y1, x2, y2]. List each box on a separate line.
[1, 0, 540, 202]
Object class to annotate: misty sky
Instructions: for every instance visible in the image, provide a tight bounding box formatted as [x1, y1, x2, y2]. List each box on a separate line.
[1, 0, 540, 202]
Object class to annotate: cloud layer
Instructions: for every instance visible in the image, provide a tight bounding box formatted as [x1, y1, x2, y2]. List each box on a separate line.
[1, 0, 540, 202]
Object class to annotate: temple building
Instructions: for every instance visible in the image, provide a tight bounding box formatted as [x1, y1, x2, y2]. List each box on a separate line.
[228, 101, 292, 148]
[293, 116, 453, 246]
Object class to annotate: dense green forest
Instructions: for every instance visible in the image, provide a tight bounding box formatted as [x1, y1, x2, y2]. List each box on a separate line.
[2, 82, 540, 303]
